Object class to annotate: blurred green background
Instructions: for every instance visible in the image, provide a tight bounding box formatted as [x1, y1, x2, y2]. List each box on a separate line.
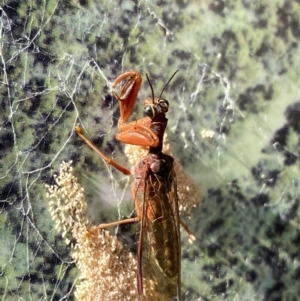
[1, 0, 300, 300]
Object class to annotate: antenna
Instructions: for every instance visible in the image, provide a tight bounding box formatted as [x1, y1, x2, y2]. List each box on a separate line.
[146, 73, 155, 102]
[158, 70, 179, 101]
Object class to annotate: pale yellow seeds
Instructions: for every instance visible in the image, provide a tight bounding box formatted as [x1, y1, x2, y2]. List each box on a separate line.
[46, 161, 167, 301]
[46, 161, 138, 301]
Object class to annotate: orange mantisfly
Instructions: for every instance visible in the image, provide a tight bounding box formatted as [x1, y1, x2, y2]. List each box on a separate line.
[75, 70, 181, 300]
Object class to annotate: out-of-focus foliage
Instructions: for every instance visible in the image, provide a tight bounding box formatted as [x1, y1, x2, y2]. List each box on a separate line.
[1, 0, 300, 300]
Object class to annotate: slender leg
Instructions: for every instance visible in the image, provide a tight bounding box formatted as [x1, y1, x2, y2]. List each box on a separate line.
[180, 219, 196, 243]
[87, 186, 143, 237]
[87, 216, 141, 237]
[75, 125, 131, 175]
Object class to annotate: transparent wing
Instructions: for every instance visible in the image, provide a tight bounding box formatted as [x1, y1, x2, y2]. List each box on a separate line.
[138, 161, 181, 301]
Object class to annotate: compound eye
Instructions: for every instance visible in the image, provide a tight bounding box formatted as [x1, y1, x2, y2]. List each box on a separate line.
[144, 104, 156, 118]
[159, 99, 169, 113]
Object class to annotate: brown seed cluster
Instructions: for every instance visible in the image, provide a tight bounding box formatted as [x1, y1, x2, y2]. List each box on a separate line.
[46, 161, 138, 300]
[46, 161, 167, 301]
